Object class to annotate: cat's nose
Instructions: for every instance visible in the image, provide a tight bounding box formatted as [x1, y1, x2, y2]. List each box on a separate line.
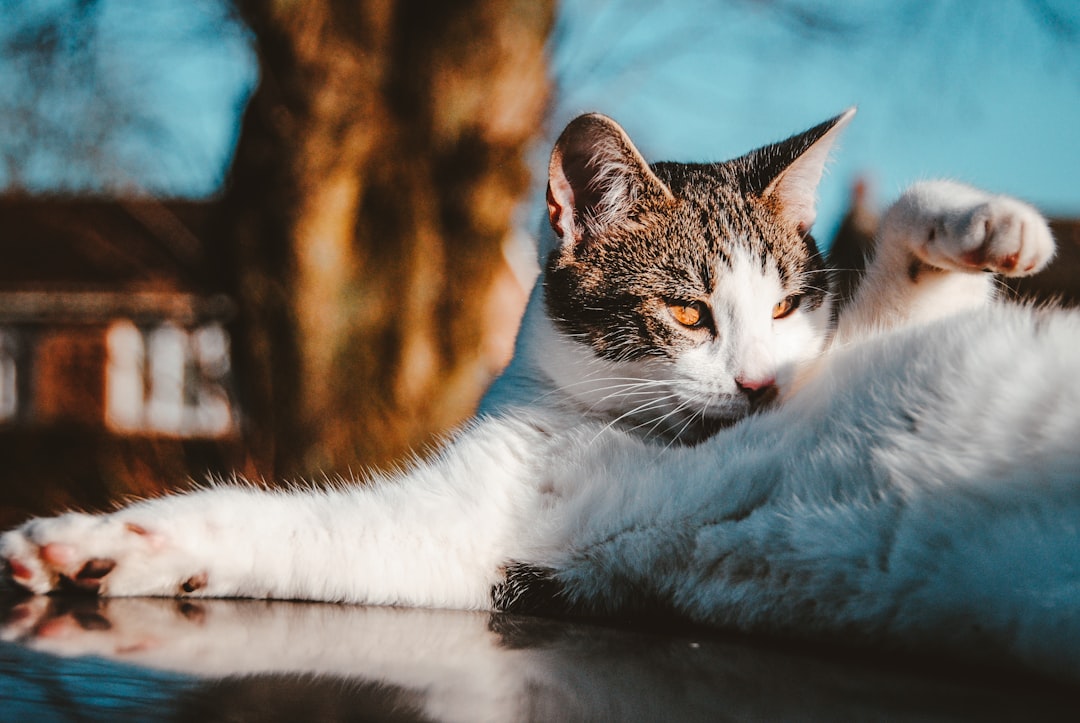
[735, 375, 778, 409]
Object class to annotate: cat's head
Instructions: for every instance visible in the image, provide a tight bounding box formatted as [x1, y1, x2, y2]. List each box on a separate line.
[539, 110, 853, 443]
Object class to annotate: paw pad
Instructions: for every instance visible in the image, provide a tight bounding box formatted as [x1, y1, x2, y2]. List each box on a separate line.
[180, 572, 208, 594]
[77, 558, 117, 581]
[7, 558, 33, 582]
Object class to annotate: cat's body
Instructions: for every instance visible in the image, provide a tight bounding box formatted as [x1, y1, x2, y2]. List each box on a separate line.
[4, 110, 1079, 679]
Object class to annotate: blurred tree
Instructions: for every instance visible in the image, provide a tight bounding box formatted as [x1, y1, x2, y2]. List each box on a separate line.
[0, 0, 550, 519]
[221, 0, 553, 478]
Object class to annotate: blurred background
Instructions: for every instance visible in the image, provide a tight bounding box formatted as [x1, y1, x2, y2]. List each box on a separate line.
[0, 0, 1077, 524]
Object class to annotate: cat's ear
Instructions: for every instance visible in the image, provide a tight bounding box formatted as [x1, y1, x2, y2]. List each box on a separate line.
[547, 113, 673, 245]
[751, 108, 856, 235]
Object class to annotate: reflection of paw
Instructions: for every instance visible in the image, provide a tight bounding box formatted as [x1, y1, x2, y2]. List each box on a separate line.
[899, 181, 1055, 277]
[1, 513, 207, 598]
[0, 596, 50, 643]
[0, 597, 204, 659]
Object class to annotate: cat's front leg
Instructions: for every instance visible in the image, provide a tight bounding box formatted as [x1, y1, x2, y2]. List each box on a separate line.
[2, 418, 546, 606]
[835, 180, 1055, 342]
[0, 481, 508, 606]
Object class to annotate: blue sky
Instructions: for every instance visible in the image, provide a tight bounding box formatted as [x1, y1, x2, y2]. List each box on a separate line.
[548, 0, 1080, 242]
[2, 0, 1078, 246]
[0, 0, 254, 196]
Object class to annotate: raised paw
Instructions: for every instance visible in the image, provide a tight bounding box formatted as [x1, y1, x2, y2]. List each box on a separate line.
[888, 180, 1055, 278]
[0, 512, 207, 598]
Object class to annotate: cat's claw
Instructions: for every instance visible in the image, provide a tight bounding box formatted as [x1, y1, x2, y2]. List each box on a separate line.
[0, 526, 55, 595]
[895, 181, 1055, 278]
[0, 513, 194, 598]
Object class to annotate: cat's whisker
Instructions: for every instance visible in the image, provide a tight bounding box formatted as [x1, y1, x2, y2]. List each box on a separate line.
[564, 376, 668, 389]
[800, 283, 831, 294]
[586, 390, 671, 416]
[634, 394, 704, 442]
[603, 394, 682, 425]
[664, 403, 710, 450]
[600, 395, 682, 423]
[587, 394, 685, 446]
[527, 375, 665, 405]
[587, 380, 674, 403]
[531, 377, 672, 409]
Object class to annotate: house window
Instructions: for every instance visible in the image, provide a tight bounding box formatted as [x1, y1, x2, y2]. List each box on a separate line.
[105, 321, 144, 431]
[0, 331, 16, 422]
[106, 320, 234, 437]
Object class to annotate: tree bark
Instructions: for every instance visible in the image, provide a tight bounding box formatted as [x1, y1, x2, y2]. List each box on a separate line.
[219, 0, 552, 478]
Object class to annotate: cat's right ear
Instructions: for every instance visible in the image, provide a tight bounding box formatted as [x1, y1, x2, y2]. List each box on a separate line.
[547, 114, 673, 246]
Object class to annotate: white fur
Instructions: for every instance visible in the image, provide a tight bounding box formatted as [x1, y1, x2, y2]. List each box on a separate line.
[834, 179, 1055, 343]
[3, 176, 1077, 680]
[527, 305, 1080, 678]
[686, 245, 828, 392]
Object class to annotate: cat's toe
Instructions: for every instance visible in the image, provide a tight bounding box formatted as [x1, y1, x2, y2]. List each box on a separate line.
[0, 530, 55, 595]
[954, 200, 1055, 277]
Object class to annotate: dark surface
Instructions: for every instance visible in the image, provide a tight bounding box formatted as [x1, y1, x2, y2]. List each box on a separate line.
[1, 594, 1078, 722]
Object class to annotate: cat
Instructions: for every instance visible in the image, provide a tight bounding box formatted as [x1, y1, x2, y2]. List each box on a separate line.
[4, 109, 1079, 681]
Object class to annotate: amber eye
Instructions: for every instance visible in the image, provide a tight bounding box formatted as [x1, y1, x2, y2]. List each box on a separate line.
[772, 294, 802, 320]
[668, 300, 709, 329]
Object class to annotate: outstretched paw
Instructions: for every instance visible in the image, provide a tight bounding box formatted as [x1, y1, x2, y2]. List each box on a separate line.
[894, 180, 1055, 278]
[0, 513, 207, 598]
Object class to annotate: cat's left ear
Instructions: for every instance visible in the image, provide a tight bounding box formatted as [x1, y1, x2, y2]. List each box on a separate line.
[752, 108, 856, 235]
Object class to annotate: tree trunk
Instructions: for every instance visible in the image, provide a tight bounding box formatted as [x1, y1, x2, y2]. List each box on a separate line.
[219, 0, 552, 478]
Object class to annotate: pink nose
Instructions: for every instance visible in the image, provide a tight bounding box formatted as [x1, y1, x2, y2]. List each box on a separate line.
[735, 375, 776, 393]
[736, 375, 778, 410]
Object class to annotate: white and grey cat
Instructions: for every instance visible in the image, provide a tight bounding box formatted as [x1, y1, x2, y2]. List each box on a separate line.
[4, 109, 1079, 680]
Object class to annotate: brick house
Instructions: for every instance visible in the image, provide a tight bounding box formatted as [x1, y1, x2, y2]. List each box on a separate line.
[0, 197, 243, 523]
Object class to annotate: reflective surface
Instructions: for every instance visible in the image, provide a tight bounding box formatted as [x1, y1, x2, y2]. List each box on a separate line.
[1, 595, 1076, 722]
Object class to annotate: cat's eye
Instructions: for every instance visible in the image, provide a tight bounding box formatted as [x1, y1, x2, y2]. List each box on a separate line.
[668, 300, 709, 329]
[772, 294, 802, 320]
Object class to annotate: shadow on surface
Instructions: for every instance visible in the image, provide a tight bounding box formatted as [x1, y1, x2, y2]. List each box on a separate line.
[1, 595, 1076, 721]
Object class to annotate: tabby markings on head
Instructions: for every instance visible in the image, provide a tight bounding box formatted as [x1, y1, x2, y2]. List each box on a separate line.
[538, 111, 853, 443]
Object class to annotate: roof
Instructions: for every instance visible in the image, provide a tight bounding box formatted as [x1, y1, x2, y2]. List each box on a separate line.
[0, 196, 222, 293]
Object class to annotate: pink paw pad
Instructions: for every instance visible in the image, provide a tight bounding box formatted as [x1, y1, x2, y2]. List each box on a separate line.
[7, 558, 33, 581]
[41, 543, 77, 568]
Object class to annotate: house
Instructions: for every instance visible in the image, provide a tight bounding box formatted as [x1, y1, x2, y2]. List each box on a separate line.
[0, 197, 236, 435]
[0, 197, 243, 524]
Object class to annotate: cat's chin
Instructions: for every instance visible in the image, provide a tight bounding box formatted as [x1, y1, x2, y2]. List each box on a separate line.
[671, 414, 743, 446]
[675, 395, 782, 445]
